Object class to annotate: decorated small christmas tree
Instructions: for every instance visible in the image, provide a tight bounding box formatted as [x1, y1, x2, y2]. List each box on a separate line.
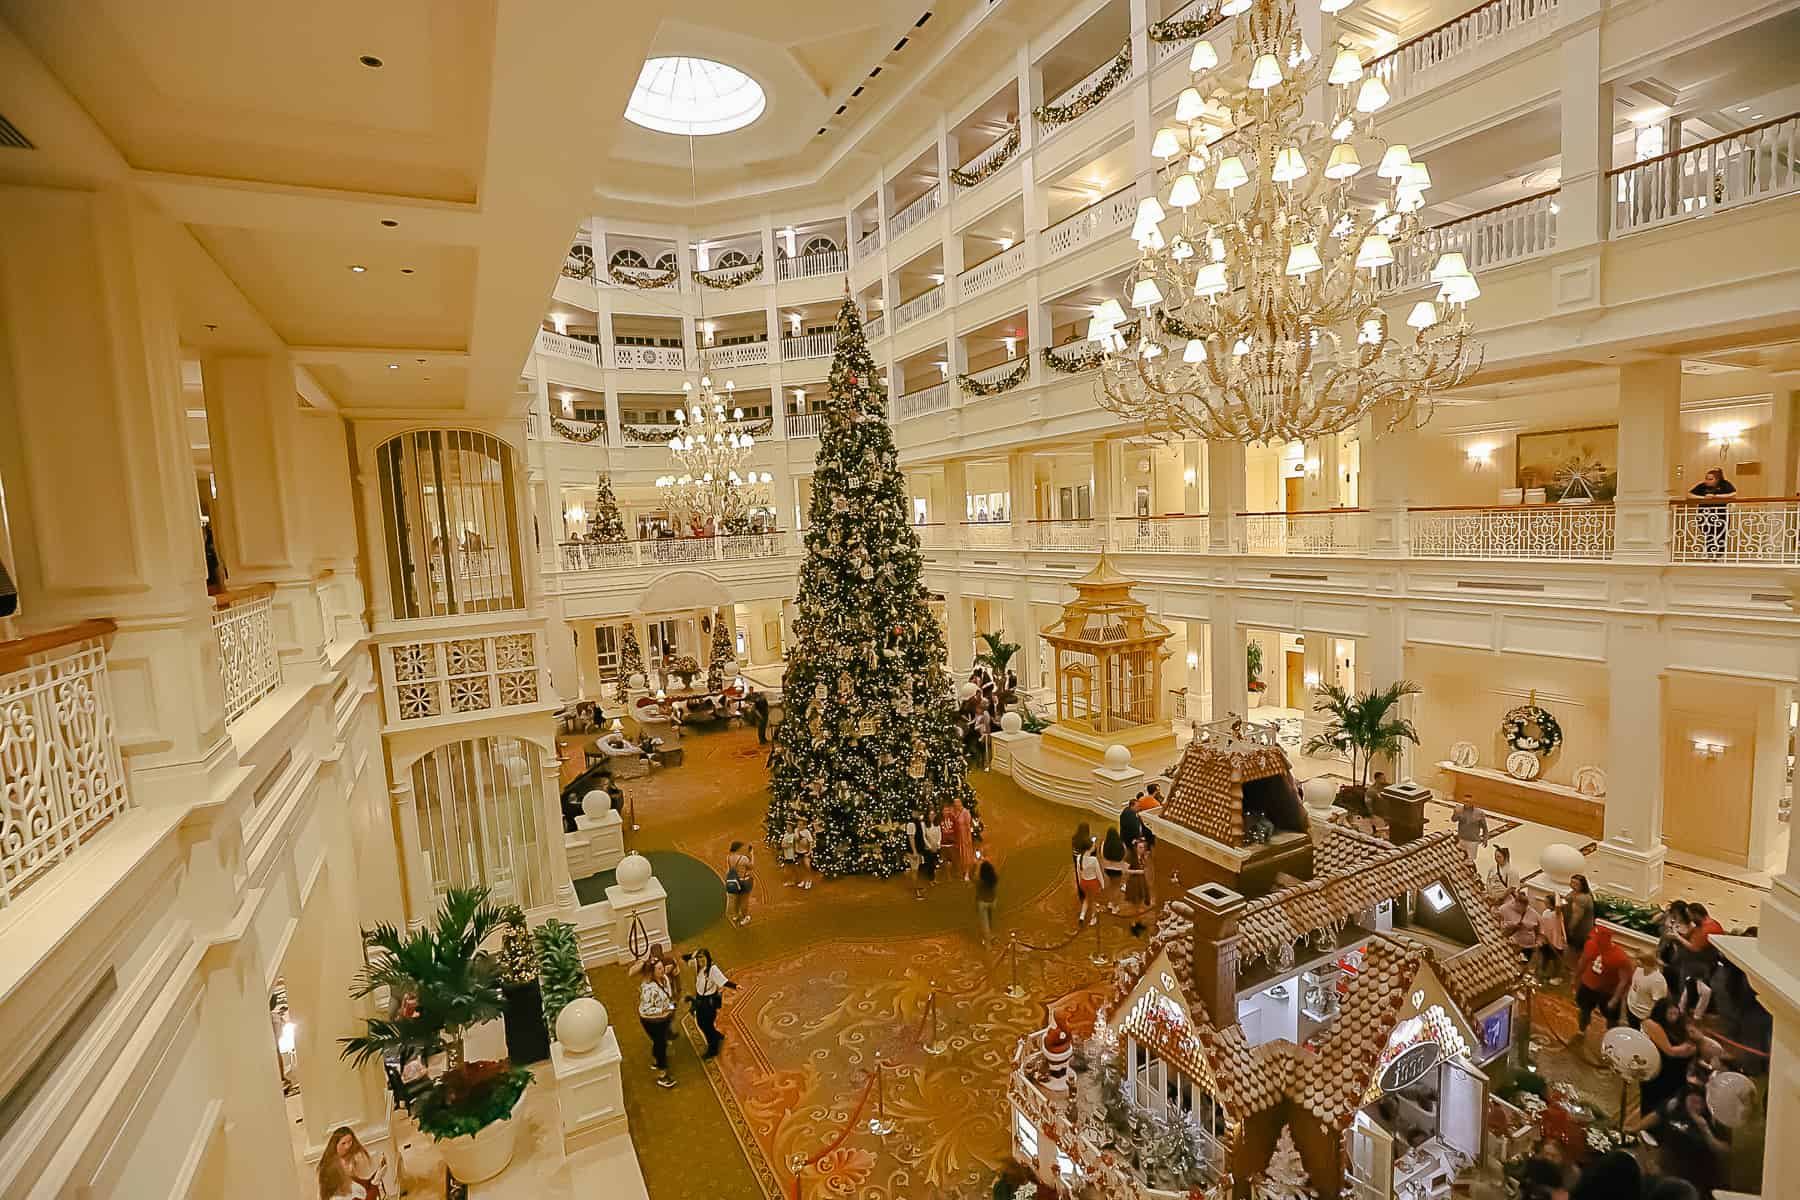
[589, 473, 628, 542]
[765, 298, 972, 876]
[1253, 1124, 1314, 1200]
[617, 623, 645, 690]
[707, 607, 736, 693]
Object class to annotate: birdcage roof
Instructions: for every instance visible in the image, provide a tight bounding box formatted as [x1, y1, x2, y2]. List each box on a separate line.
[1039, 554, 1172, 648]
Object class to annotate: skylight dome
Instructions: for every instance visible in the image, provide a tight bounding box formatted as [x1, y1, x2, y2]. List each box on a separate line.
[626, 56, 766, 136]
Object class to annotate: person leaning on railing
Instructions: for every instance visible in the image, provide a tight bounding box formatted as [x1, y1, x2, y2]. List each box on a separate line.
[1686, 467, 1737, 558]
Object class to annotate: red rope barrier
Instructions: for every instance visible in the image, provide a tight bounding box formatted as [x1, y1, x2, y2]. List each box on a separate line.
[789, 1072, 879, 1200]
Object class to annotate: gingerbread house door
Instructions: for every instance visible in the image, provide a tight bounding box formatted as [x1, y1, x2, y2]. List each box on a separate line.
[1345, 1110, 1393, 1200]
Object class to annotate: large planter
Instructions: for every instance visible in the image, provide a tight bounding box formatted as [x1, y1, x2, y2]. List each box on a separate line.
[438, 1111, 519, 1184]
[1247, 690, 1264, 709]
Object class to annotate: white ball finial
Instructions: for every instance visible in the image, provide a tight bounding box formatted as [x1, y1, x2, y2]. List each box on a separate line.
[556, 997, 610, 1053]
[1539, 843, 1584, 886]
[616, 851, 652, 893]
[1000, 711, 1023, 734]
[582, 790, 608, 818]
[1103, 744, 1132, 770]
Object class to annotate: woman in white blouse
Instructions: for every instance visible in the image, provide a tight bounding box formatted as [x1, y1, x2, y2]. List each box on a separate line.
[689, 947, 738, 1059]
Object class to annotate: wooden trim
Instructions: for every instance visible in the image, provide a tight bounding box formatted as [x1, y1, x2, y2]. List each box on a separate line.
[958, 519, 1014, 526]
[1430, 188, 1560, 229]
[0, 618, 118, 671]
[1113, 512, 1210, 521]
[1669, 495, 1800, 505]
[1025, 517, 1098, 524]
[1233, 507, 1367, 516]
[1606, 110, 1800, 177]
[209, 582, 277, 610]
[1408, 503, 1615, 512]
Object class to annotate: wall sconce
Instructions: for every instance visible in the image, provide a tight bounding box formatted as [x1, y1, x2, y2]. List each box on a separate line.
[1466, 442, 1496, 468]
[703, 321, 716, 345]
[1186, 651, 1199, 669]
[1304, 669, 1321, 689]
[1692, 737, 1726, 758]
[789, 312, 802, 332]
[566, 504, 586, 524]
[551, 313, 569, 335]
[1183, 468, 1197, 486]
[1709, 423, 1745, 458]
[937, 361, 949, 379]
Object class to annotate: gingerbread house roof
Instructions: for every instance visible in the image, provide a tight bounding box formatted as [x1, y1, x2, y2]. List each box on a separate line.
[1158, 723, 1295, 844]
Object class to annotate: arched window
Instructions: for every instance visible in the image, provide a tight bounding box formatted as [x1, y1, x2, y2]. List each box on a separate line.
[376, 429, 525, 619]
[568, 243, 594, 267]
[801, 235, 839, 258]
[411, 736, 550, 908]
[610, 248, 649, 269]
[716, 249, 751, 269]
[653, 252, 678, 272]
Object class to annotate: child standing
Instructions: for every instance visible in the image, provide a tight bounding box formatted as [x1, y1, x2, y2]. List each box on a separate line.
[793, 821, 816, 891]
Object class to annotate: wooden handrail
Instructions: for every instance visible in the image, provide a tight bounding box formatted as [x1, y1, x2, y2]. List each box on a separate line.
[1025, 517, 1098, 524]
[1606, 110, 1800, 177]
[1408, 503, 1613, 512]
[1114, 512, 1209, 520]
[1234, 507, 1367, 517]
[559, 532, 786, 547]
[1427, 188, 1560, 230]
[1368, 0, 1519, 68]
[1670, 494, 1800, 505]
[210, 582, 276, 610]
[958, 519, 1013, 525]
[0, 618, 118, 671]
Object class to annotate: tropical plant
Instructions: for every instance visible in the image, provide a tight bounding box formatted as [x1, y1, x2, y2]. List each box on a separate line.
[1245, 641, 1266, 692]
[534, 918, 593, 1034]
[975, 629, 1022, 677]
[1301, 680, 1423, 795]
[339, 887, 532, 1141]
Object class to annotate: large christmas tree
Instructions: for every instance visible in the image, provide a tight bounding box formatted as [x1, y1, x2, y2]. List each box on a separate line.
[707, 607, 735, 693]
[589, 473, 628, 543]
[765, 299, 972, 876]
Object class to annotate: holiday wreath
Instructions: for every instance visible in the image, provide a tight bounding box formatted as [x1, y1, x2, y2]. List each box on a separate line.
[1501, 704, 1562, 756]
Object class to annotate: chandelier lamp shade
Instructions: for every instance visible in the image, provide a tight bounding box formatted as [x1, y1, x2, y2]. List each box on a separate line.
[1091, 0, 1480, 444]
[655, 375, 774, 528]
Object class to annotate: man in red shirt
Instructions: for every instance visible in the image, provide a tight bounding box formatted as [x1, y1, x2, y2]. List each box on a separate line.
[1568, 925, 1632, 1051]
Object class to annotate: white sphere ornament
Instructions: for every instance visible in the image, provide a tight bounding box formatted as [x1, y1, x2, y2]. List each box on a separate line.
[1000, 711, 1023, 735]
[1103, 744, 1132, 771]
[582, 789, 609, 818]
[555, 997, 610, 1053]
[958, 682, 979, 702]
[616, 852, 653, 893]
[1599, 1026, 1660, 1081]
[628, 672, 646, 690]
[1539, 843, 1584, 886]
[1705, 1070, 1760, 1128]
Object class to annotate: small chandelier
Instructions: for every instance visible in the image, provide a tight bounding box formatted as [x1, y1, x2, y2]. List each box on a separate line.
[1091, 0, 1479, 444]
[655, 375, 773, 529]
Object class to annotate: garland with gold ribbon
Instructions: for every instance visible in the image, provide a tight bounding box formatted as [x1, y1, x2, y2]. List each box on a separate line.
[561, 257, 596, 282]
[1148, 8, 1224, 42]
[1032, 42, 1131, 128]
[696, 255, 764, 290]
[607, 262, 679, 289]
[959, 358, 1029, 397]
[549, 415, 605, 443]
[948, 124, 1020, 188]
[1042, 344, 1105, 374]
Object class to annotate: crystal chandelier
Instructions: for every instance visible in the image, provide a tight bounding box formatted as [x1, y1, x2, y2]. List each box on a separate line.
[1090, 0, 1480, 444]
[655, 375, 773, 530]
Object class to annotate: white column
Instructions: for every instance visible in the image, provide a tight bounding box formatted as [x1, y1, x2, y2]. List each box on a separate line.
[543, 753, 577, 909]
[1183, 441, 1205, 514]
[574, 620, 601, 700]
[390, 776, 434, 925]
[1362, 409, 1417, 556]
[1207, 440, 1246, 553]
[1591, 619, 1668, 898]
[1614, 360, 1681, 562]
[1091, 439, 1116, 527]
[1769, 372, 1800, 495]
[1209, 603, 1247, 721]
[1556, 12, 1611, 251]
[945, 459, 969, 533]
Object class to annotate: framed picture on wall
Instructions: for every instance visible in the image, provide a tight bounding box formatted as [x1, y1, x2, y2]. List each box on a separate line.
[1516, 425, 1619, 503]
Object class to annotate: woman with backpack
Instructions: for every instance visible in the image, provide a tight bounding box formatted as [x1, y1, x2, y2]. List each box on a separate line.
[687, 947, 738, 1058]
[725, 841, 755, 926]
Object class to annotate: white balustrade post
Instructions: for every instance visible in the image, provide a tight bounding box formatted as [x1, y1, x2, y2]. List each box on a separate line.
[1590, 619, 1669, 899]
[543, 753, 577, 909]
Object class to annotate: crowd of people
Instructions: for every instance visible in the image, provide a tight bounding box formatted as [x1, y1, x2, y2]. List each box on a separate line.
[633, 943, 740, 1090]
[1067, 783, 1162, 927]
[957, 664, 1017, 769]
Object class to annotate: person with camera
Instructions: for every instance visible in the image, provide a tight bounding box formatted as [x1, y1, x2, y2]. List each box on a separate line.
[687, 947, 738, 1058]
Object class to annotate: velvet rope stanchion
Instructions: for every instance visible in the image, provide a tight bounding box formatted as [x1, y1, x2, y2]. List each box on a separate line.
[921, 985, 946, 1055]
[1004, 933, 1026, 999]
[786, 1072, 879, 1200]
[866, 1053, 896, 1136]
[1088, 913, 1109, 966]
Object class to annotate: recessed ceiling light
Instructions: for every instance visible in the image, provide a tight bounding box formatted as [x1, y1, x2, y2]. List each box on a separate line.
[380, 219, 399, 227]
[387, 363, 399, 370]
[360, 55, 383, 68]
[349, 264, 367, 273]
[400, 267, 415, 275]
[1737, 105, 1751, 112]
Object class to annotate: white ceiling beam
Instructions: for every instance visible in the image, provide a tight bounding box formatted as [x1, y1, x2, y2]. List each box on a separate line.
[137, 173, 484, 244]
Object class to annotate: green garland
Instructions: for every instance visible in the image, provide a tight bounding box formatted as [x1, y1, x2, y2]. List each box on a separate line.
[1149, 11, 1225, 42]
[959, 358, 1029, 397]
[696, 255, 764, 290]
[1593, 893, 1664, 937]
[549, 414, 605, 443]
[1501, 704, 1562, 756]
[562, 257, 596, 282]
[948, 124, 1020, 188]
[1157, 309, 1206, 342]
[1043, 344, 1105, 374]
[1033, 42, 1132, 127]
[607, 261, 678, 289]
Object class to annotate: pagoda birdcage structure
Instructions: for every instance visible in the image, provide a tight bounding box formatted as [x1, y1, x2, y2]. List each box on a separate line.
[1039, 554, 1176, 760]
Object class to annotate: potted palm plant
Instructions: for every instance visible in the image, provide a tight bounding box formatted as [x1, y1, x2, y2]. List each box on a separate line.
[975, 629, 1021, 681]
[1245, 642, 1267, 709]
[1301, 680, 1423, 811]
[340, 887, 533, 1184]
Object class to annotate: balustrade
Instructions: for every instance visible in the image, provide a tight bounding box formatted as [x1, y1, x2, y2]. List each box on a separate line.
[958, 243, 1027, 299]
[1041, 48, 1128, 127]
[1044, 187, 1137, 260]
[888, 187, 942, 241]
[962, 355, 1029, 395]
[1234, 510, 1370, 556]
[1611, 112, 1800, 235]
[0, 622, 131, 909]
[536, 329, 599, 365]
[785, 412, 825, 439]
[383, 630, 543, 722]
[776, 249, 847, 280]
[212, 586, 281, 725]
[1669, 498, 1800, 564]
[856, 227, 882, 259]
[893, 285, 945, 329]
[1380, 191, 1558, 294]
[953, 127, 1020, 194]
[913, 523, 950, 550]
[1408, 504, 1614, 560]
[614, 344, 685, 370]
[1116, 514, 1211, 553]
[1152, 0, 1224, 63]
[960, 521, 1013, 549]
[702, 341, 770, 369]
[781, 331, 837, 360]
[894, 381, 951, 420]
[1027, 519, 1103, 551]
[866, 313, 887, 339]
[557, 532, 795, 572]
[609, 263, 678, 289]
[1366, 0, 1559, 107]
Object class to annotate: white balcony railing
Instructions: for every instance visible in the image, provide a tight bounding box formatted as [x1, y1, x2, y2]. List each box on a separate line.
[213, 588, 282, 725]
[781, 331, 837, 361]
[1669, 499, 1800, 564]
[558, 532, 796, 572]
[1611, 112, 1800, 236]
[0, 625, 132, 909]
[614, 344, 685, 370]
[1380, 190, 1558, 294]
[702, 341, 770, 370]
[963, 356, 1030, 395]
[1044, 187, 1137, 260]
[536, 330, 599, 366]
[1366, 0, 1559, 107]
[958, 243, 1027, 299]
[1234, 510, 1370, 556]
[785, 412, 825, 439]
[1043, 47, 1128, 119]
[961, 521, 1013, 549]
[894, 285, 946, 329]
[856, 227, 882, 259]
[1044, 337, 1107, 373]
[894, 381, 952, 420]
[777, 249, 848, 280]
[1408, 504, 1615, 560]
[953, 127, 1021, 194]
[888, 187, 943, 241]
[865, 313, 887, 340]
[913, 523, 951, 550]
[1117, 514, 1211, 553]
[383, 630, 542, 723]
[1027, 519, 1103, 551]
